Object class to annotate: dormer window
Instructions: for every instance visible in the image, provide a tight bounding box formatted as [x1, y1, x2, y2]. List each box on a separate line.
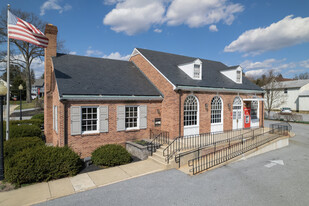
[193, 64, 201, 79]
[236, 70, 241, 83]
[220, 65, 242, 84]
[178, 59, 202, 80]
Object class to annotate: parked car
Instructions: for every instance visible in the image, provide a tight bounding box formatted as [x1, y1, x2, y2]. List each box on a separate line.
[280, 107, 292, 114]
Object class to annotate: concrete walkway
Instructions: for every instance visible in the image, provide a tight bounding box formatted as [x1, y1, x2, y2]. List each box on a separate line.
[0, 159, 166, 206]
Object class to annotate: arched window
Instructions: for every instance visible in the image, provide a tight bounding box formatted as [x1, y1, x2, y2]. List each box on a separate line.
[211, 96, 222, 124]
[184, 96, 198, 126]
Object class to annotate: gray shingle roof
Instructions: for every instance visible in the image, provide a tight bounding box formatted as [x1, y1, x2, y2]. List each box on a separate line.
[136, 48, 263, 91]
[278, 79, 309, 89]
[52, 54, 161, 97]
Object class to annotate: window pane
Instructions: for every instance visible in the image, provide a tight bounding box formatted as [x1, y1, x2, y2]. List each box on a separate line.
[125, 106, 138, 129]
[81, 107, 98, 132]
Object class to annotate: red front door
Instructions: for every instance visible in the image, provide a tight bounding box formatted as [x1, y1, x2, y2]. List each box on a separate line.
[244, 106, 251, 128]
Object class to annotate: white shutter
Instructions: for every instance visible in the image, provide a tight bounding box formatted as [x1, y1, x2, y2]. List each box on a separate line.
[99, 106, 108, 133]
[117, 106, 125, 131]
[55, 106, 58, 133]
[71, 106, 81, 135]
[139, 105, 147, 129]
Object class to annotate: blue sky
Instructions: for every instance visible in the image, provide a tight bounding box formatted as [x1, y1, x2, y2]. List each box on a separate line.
[1, 0, 309, 79]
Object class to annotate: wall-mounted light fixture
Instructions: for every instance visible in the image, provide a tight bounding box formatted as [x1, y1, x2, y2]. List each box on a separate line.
[228, 103, 231, 111]
[205, 103, 208, 111]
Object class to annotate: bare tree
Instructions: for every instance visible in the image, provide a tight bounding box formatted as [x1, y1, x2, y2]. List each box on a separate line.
[0, 8, 67, 102]
[263, 71, 287, 117]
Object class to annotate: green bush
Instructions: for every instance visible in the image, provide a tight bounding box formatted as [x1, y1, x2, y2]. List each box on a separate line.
[92, 144, 132, 167]
[9, 124, 41, 139]
[4, 137, 44, 159]
[5, 146, 82, 185]
[31, 113, 44, 122]
[10, 119, 43, 128]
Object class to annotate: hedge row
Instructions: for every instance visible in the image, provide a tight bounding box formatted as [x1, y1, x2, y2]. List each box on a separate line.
[31, 113, 44, 122]
[5, 144, 82, 186]
[2, 121, 42, 139]
[4, 137, 44, 159]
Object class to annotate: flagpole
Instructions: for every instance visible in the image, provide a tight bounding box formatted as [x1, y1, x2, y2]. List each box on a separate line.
[6, 4, 10, 141]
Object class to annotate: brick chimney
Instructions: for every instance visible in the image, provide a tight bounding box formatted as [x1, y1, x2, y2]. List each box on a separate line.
[44, 24, 58, 143]
[44, 24, 58, 93]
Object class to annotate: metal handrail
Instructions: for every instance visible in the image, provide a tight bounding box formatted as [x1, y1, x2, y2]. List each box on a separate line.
[188, 123, 291, 175]
[163, 127, 259, 163]
[174, 127, 262, 167]
[147, 131, 169, 156]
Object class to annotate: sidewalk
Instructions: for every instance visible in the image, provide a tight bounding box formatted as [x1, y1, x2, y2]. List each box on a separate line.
[0, 159, 166, 206]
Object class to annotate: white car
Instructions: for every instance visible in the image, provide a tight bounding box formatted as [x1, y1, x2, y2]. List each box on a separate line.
[280, 107, 292, 114]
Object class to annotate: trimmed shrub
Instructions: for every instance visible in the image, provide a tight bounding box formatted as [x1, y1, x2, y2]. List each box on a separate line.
[31, 113, 44, 122]
[92, 144, 132, 167]
[4, 137, 44, 159]
[10, 119, 43, 128]
[5, 146, 82, 185]
[9, 124, 41, 139]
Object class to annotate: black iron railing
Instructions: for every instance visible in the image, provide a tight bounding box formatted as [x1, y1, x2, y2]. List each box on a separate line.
[147, 131, 169, 156]
[163, 128, 260, 163]
[188, 123, 291, 175]
[174, 127, 263, 167]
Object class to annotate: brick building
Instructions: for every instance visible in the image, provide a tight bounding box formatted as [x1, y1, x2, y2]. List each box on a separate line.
[44, 24, 264, 158]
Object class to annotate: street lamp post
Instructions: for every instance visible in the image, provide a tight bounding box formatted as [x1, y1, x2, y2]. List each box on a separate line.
[0, 82, 7, 180]
[18, 84, 23, 121]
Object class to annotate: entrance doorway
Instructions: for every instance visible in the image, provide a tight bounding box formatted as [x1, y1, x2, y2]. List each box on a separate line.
[244, 102, 251, 128]
[232, 97, 243, 130]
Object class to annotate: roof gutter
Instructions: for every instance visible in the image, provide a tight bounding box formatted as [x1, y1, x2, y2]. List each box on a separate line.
[175, 86, 265, 94]
[60, 95, 163, 101]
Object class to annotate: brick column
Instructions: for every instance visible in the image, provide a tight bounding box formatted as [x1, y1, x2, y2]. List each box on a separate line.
[44, 24, 58, 143]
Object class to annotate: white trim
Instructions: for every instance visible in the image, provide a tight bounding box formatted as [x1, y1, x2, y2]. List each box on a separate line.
[125, 105, 140, 130]
[175, 86, 265, 94]
[131, 48, 176, 90]
[81, 106, 99, 134]
[210, 96, 223, 125]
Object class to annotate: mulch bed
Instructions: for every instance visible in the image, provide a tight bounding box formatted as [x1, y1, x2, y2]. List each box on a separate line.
[78, 155, 141, 174]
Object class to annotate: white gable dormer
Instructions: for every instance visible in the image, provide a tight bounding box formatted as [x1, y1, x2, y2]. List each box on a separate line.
[178, 59, 202, 80]
[220, 66, 243, 84]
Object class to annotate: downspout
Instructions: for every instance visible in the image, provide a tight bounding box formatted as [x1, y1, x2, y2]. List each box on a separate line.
[62, 100, 68, 146]
[178, 90, 182, 137]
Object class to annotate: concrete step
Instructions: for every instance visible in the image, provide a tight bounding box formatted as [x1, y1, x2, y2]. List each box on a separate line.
[152, 152, 165, 160]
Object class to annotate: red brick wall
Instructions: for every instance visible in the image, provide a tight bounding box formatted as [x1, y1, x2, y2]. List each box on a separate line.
[130, 52, 264, 137]
[130, 54, 180, 138]
[65, 101, 162, 157]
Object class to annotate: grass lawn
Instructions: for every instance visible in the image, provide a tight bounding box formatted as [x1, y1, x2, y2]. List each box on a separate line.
[10, 101, 37, 110]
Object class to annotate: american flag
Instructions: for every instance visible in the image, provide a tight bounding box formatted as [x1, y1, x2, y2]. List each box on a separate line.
[8, 10, 49, 48]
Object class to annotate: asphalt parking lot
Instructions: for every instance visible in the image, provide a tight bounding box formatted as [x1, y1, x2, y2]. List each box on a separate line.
[38, 120, 309, 206]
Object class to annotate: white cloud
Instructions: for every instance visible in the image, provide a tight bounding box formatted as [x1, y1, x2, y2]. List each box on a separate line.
[209, 24, 218, 32]
[103, 0, 166, 35]
[104, 0, 124, 5]
[40, 0, 72, 16]
[300, 59, 309, 68]
[224, 15, 309, 55]
[69, 51, 77, 55]
[102, 52, 130, 60]
[165, 0, 243, 27]
[241, 58, 304, 78]
[154, 28, 162, 33]
[103, 0, 243, 35]
[85, 47, 103, 56]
